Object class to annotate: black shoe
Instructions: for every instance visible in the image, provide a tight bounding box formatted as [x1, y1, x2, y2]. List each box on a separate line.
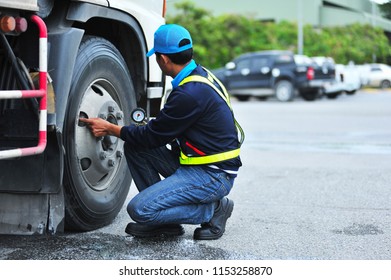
[125, 223, 184, 238]
[193, 197, 234, 240]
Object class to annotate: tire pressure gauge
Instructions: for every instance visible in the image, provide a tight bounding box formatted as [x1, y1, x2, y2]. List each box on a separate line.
[131, 108, 146, 124]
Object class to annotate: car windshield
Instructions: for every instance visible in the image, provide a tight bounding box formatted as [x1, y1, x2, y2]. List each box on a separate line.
[294, 55, 312, 66]
[275, 54, 293, 64]
[235, 58, 251, 70]
[252, 57, 270, 68]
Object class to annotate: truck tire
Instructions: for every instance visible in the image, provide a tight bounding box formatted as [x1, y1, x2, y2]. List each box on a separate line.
[275, 80, 294, 102]
[63, 36, 135, 231]
[37, 0, 54, 18]
[300, 90, 320, 101]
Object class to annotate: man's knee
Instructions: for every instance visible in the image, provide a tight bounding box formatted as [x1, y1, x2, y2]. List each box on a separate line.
[127, 199, 154, 224]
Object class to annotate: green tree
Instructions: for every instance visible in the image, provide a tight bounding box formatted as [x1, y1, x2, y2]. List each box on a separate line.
[167, 1, 391, 68]
[379, 2, 391, 19]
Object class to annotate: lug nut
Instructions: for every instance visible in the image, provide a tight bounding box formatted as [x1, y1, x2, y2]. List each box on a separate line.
[116, 151, 123, 158]
[99, 152, 107, 160]
[108, 159, 115, 167]
[108, 106, 115, 113]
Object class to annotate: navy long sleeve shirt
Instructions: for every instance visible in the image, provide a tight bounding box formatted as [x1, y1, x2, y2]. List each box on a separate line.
[120, 63, 242, 174]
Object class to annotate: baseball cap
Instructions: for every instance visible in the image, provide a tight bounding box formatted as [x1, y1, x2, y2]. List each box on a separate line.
[146, 24, 193, 57]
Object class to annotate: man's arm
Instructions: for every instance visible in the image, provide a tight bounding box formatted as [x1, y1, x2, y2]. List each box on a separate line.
[79, 118, 122, 138]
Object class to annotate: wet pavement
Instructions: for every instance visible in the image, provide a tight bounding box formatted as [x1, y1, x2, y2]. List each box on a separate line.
[1, 91, 391, 261]
[0, 232, 257, 260]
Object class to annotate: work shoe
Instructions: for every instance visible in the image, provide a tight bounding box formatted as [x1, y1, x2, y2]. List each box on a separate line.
[193, 197, 234, 240]
[125, 223, 184, 238]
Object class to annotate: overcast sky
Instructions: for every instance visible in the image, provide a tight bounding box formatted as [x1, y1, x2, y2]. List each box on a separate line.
[372, 0, 390, 3]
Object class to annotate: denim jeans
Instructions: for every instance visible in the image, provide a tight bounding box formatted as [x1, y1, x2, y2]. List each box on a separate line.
[124, 143, 235, 225]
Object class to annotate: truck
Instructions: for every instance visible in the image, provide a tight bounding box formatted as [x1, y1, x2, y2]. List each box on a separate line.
[212, 50, 336, 102]
[0, 0, 166, 235]
[323, 63, 361, 98]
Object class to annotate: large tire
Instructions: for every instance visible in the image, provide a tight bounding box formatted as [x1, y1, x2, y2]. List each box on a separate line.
[37, 0, 54, 18]
[275, 80, 294, 102]
[300, 90, 320, 101]
[63, 36, 136, 231]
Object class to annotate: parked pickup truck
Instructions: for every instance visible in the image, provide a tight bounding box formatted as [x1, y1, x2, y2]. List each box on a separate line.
[323, 63, 361, 98]
[212, 50, 336, 102]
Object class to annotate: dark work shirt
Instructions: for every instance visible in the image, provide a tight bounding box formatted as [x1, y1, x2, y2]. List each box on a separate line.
[120, 64, 242, 174]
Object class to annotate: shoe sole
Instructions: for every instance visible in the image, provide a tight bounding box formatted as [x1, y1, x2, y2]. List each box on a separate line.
[194, 199, 234, 240]
[125, 225, 185, 238]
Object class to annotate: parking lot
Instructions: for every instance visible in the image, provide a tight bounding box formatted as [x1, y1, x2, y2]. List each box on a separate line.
[0, 90, 390, 262]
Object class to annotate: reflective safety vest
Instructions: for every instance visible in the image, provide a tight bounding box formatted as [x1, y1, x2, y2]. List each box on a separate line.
[178, 67, 245, 165]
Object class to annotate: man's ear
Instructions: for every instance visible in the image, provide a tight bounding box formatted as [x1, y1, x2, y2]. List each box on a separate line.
[160, 54, 171, 64]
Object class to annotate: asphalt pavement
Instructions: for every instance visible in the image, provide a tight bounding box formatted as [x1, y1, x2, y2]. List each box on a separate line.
[1, 90, 390, 261]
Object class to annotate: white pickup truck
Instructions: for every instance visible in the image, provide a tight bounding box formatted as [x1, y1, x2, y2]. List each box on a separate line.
[0, 0, 166, 234]
[324, 63, 361, 98]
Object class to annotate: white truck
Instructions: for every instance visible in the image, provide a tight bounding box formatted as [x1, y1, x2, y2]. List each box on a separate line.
[0, 0, 166, 234]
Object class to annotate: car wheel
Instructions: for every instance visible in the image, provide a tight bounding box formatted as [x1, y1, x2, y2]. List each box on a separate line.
[345, 90, 356, 95]
[380, 80, 390, 89]
[275, 80, 294, 102]
[63, 36, 135, 231]
[236, 95, 251, 101]
[326, 92, 340, 99]
[300, 90, 320, 101]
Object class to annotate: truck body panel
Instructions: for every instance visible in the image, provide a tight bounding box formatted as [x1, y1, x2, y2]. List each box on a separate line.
[0, 0, 166, 234]
[0, 0, 38, 11]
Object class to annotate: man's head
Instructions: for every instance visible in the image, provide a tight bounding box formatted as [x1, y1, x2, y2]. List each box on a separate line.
[147, 24, 193, 65]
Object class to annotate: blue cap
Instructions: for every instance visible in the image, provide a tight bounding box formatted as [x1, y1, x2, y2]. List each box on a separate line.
[146, 24, 193, 57]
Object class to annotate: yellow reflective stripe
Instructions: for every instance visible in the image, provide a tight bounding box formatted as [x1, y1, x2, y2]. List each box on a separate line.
[179, 73, 245, 145]
[235, 119, 245, 145]
[204, 68, 233, 105]
[179, 148, 240, 165]
[179, 75, 231, 109]
[178, 70, 245, 165]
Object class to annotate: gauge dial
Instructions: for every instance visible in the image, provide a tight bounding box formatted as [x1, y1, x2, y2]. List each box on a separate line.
[131, 108, 146, 123]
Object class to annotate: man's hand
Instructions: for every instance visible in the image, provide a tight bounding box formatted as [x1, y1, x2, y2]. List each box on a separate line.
[79, 118, 122, 138]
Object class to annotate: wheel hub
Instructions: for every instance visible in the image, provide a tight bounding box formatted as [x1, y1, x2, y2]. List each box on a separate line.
[75, 82, 125, 190]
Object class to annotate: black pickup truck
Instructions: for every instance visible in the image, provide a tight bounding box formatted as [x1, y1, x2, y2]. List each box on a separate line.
[212, 50, 336, 101]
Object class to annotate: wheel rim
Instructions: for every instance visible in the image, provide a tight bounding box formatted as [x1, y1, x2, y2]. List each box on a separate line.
[276, 82, 292, 101]
[381, 81, 390, 88]
[75, 79, 125, 191]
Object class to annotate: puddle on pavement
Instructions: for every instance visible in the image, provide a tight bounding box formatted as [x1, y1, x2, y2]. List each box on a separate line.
[0, 232, 256, 260]
[332, 223, 384, 236]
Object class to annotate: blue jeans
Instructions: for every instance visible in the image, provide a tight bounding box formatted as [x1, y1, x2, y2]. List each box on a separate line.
[124, 143, 235, 225]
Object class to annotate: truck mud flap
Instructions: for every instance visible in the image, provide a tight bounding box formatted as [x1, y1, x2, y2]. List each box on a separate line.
[0, 190, 64, 235]
[0, 130, 62, 193]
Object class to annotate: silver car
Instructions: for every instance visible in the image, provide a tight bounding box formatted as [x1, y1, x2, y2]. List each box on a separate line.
[367, 63, 391, 88]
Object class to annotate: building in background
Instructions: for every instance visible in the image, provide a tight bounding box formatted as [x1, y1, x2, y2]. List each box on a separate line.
[167, 0, 391, 32]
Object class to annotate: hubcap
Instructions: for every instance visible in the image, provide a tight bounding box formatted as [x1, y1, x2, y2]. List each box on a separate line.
[75, 80, 125, 190]
[276, 82, 291, 101]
